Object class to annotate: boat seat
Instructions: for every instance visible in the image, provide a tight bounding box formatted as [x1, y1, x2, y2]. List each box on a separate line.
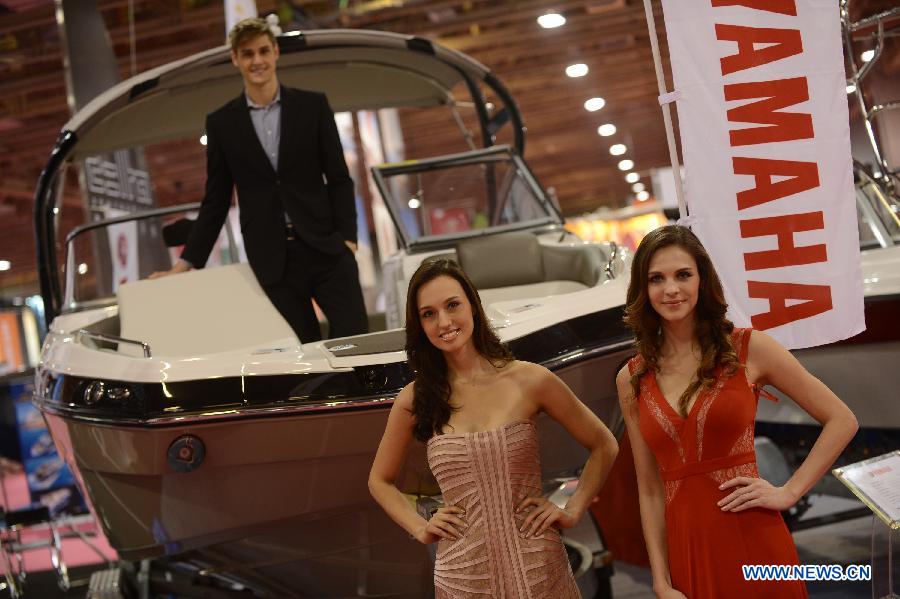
[117, 263, 298, 358]
[455, 231, 604, 305]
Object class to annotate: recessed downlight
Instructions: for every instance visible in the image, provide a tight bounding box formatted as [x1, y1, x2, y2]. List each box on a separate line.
[566, 63, 589, 78]
[584, 97, 605, 112]
[597, 124, 616, 137]
[537, 13, 566, 28]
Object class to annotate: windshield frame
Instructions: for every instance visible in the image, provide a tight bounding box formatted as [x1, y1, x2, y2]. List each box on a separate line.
[61, 202, 204, 313]
[370, 145, 563, 252]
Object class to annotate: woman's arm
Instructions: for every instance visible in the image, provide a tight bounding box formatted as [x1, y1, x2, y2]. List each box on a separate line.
[368, 384, 467, 543]
[518, 363, 619, 536]
[616, 366, 684, 599]
[719, 330, 859, 512]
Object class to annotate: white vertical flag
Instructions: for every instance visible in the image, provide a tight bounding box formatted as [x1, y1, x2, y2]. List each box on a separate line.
[225, 0, 258, 35]
[659, 0, 864, 349]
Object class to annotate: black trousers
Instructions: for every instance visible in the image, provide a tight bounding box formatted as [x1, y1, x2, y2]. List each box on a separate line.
[261, 238, 368, 342]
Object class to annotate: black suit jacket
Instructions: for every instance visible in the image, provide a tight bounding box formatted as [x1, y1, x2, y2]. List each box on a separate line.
[181, 86, 356, 285]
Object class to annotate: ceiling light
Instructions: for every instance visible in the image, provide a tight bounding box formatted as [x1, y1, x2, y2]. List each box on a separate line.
[408, 198, 421, 209]
[78, 263, 88, 275]
[618, 159, 634, 170]
[584, 97, 605, 112]
[566, 63, 589, 78]
[860, 49, 875, 63]
[632, 182, 646, 193]
[0, 260, 10, 271]
[597, 123, 616, 137]
[200, 134, 208, 146]
[625, 172, 640, 183]
[846, 83, 856, 94]
[537, 13, 566, 28]
[609, 144, 627, 156]
[636, 190, 650, 201]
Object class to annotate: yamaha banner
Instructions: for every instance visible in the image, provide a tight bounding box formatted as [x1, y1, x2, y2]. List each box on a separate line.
[659, 0, 864, 349]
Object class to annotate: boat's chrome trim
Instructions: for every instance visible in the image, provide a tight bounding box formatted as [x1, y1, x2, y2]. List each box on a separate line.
[33, 393, 396, 427]
[75, 329, 152, 358]
[540, 339, 633, 371]
[145, 394, 398, 425]
[33, 338, 634, 428]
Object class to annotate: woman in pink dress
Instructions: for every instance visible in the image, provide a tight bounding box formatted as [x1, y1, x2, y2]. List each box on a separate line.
[617, 225, 858, 598]
[369, 258, 619, 598]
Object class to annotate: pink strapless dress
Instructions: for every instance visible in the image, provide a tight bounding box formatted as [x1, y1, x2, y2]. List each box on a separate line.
[426, 419, 580, 598]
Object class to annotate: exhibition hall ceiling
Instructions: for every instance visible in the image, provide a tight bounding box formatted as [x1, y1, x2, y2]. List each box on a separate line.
[0, 0, 897, 292]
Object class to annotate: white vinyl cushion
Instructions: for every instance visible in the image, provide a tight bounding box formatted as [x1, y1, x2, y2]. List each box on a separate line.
[478, 281, 588, 306]
[117, 263, 297, 358]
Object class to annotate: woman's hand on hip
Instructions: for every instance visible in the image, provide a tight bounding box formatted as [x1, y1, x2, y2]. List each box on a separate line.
[718, 476, 798, 512]
[516, 496, 578, 537]
[655, 587, 688, 599]
[415, 506, 467, 544]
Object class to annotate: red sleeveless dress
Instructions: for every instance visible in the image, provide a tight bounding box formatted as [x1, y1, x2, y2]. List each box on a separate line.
[629, 328, 807, 598]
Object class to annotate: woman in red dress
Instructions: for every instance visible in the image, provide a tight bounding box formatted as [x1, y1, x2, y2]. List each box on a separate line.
[616, 225, 858, 598]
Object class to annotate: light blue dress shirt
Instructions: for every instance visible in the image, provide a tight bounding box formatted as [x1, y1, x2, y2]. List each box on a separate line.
[246, 89, 281, 171]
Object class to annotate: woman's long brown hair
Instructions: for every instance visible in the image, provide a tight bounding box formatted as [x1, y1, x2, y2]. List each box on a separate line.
[405, 258, 513, 442]
[623, 225, 740, 416]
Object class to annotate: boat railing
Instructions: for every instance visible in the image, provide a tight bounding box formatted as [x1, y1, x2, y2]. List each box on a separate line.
[75, 329, 152, 358]
[842, 1, 900, 194]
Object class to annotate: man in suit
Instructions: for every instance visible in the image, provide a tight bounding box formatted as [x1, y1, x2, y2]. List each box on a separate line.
[151, 17, 368, 342]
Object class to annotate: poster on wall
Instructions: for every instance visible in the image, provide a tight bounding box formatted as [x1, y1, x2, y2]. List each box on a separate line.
[0, 311, 24, 376]
[11, 380, 87, 516]
[660, 0, 864, 349]
[105, 207, 139, 291]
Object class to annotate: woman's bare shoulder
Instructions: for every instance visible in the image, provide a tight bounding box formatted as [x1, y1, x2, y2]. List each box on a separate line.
[746, 329, 789, 362]
[504, 360, 554, 386]
[616, 363, 630, 388]
[394, 381, 415, 410]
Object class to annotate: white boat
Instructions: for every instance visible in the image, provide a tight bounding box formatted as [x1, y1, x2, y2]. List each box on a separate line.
[32, 30, 632, 597]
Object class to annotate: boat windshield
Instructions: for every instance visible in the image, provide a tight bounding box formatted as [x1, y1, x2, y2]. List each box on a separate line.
[372, 146, 562, 250]
[62, 204, 243, 312]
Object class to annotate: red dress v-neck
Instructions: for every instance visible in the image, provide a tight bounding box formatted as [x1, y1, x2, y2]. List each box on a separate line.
[629, 328, 807, 598]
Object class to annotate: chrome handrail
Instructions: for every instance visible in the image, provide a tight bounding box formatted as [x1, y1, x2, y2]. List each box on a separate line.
[604, 241, 619, 280]
[842, 0, 899, 194]
[75, 329, 152, 358]
[849, 6, 900, 32]
[868, 101, 900, 120]
[64, 202, 202, 245]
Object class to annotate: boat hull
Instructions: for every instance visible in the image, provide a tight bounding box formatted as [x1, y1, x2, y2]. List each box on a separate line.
[39, 346, 631, 596]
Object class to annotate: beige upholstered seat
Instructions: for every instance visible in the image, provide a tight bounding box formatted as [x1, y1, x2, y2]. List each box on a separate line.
[117, 263, 297, 357]
[454, 232, 605, 304]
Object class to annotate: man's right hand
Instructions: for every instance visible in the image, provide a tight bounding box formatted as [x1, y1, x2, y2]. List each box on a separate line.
[149, 260, 191, 280]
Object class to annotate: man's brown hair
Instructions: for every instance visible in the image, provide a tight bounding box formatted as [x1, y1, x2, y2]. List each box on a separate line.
[227, 17, 276, 54]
